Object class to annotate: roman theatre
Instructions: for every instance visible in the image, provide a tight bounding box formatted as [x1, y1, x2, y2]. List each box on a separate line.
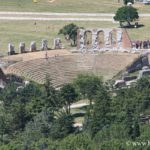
[1, 28, 141, 88]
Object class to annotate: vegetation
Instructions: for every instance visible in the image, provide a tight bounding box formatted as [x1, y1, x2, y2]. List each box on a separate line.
[0, 74, 150, 149]
[59, 23, 79, 46]
[0, 0, 150, 13]
[1, 18, 150, 55]
[114, 6, 139, 28]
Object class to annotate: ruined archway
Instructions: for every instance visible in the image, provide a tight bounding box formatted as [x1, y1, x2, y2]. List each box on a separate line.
[84, 31, 92, 49]
[97, 30, 105, 49]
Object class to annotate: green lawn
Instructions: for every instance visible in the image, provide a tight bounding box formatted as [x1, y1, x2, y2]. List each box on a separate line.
[0, 0, 149, 13]
[0, 18, 150, 55]
[0, 20, 117, 55]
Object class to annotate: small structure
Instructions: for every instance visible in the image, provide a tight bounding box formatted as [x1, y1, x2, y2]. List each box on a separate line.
[8, 43, 15, 55]
[41, 39, 48, 50]
[53, 38, 64, 49]
[30, 41, 36, 52]
[19, 42, 26, 53]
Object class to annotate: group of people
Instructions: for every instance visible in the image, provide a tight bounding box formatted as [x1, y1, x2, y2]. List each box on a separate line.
[132, 40, 150, 49]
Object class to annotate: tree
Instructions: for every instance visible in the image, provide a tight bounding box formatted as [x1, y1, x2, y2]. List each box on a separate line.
[59, 23, 79, 46]
[74, 74, 103, 112]
[114, 6, 139, 28]
[60, 83, 78, 114]
[124, 0, 134, 5]
[50, 111, 74, 139]
[44, 76, 61, 112]
[89, 89, 111, 137]
[60, 133, 95, 150]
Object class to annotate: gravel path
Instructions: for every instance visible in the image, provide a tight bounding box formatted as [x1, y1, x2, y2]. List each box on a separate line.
[0, 11, 149, 21]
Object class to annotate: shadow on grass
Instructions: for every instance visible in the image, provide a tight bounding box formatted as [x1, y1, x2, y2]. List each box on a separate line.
[124, 24, 145, 29]
[72, 112, 85, 118]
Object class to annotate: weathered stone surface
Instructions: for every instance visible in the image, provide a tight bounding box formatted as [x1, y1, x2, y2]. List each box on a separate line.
[41, 39, 48, 50]
[77, 28, 131, 52]
[19, 42, 26, 53]
[54, 38, 63, 49]
[142, 56, 149, 66]
[8, 43, 15, 55]
[30, 41, 36, 52]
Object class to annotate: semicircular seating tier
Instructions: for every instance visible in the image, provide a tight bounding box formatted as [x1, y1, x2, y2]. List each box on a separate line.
[5, 54, 138, 88]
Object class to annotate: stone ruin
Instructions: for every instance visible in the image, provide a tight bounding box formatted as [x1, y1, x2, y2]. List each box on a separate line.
[77, 28, 132, 53]
[30, 41, 36, 52]
[7, 38, 65, 55]
[8, 43, 15, 55]
[53, 38, 64, 49]
[19, 42, 26, 53]
[41, 39, 48, 50]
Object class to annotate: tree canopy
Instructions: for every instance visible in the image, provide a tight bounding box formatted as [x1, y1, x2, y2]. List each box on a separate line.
[114, 6, 139, 28]
[1, 75, 150, 149]
[58, 23, 79, 46]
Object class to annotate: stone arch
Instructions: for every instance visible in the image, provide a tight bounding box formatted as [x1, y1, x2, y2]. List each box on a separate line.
[109, 29, 117, 48]
[97, 30, 105, 48]
[84, 30, 92, 49]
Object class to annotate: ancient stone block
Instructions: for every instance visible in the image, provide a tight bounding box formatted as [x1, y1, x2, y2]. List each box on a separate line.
[54, 38, 63, 49]
[30, 41, 36, 52]
[8, 43, 15, 55]
[41, 39, 48, 50]
[19, 42, 26, 53]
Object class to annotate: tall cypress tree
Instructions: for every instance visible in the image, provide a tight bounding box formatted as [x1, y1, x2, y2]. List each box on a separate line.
[89, 88, 111, 137]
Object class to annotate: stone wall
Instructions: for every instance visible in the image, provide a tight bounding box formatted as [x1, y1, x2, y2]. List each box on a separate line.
[77, 28, 132, 52]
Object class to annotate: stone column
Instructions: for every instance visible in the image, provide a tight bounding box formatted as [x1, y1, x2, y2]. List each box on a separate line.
[30, 41, 36, 52]
[104, 30, 111, 49]
[54, 38, 62, 49]
[41, 39, 48, 50]
[92, 29, 98, 51]
[8, 43, 15, 55]
[19, 42, 26, 53]
[117, 30, 123, 50]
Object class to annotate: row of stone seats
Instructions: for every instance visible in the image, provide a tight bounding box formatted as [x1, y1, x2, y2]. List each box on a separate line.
[6, 55, 93, 87]
[6, 54, 137, 88]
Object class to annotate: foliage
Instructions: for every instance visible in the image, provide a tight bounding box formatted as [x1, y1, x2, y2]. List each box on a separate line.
[50, 111, 74, 139]
[60, 133, 95, 150]
[60, 83, 78, 114]
[1, 75, 150, 149]
[59, 23, 79, 46]
[114, 6, 139, 28]
[74, 74, 103, 101]
[87, 88, 112, 137]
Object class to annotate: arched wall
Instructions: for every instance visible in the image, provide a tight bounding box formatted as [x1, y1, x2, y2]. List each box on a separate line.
[77, 28, 132, 51]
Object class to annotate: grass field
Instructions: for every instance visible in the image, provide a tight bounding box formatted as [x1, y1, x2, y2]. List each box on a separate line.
[0, 20, 117, 55]
[0, 18, 149, 55]
[0, 0, 149, 13]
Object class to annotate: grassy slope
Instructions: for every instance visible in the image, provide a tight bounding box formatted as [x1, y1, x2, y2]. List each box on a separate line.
[0, 0, 149, 13]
